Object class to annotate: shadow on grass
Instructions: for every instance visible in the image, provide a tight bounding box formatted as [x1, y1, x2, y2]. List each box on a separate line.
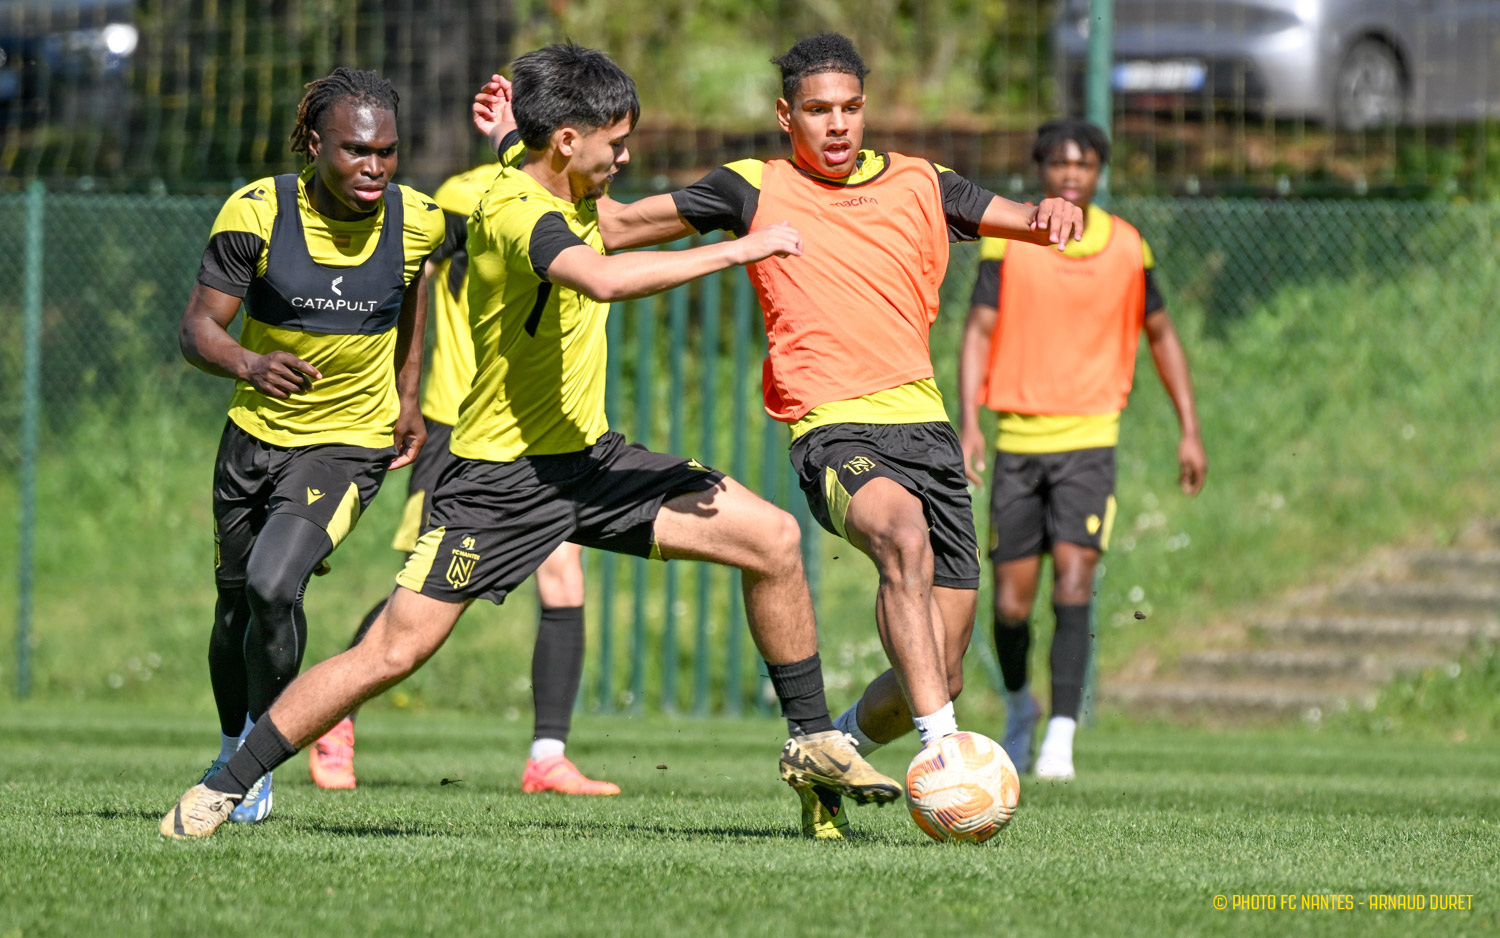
[296, 815, 806, 842]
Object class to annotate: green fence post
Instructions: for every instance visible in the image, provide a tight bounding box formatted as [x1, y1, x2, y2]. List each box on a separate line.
[630, 296, 656, 713]
[596, 303, 626, 712]
[661, 284, 688, 713]
[17, 180, 44, 700]
[725, 277, 753, 716]
[1086, 0, 1115, 205]
[693, 271, 721, 715]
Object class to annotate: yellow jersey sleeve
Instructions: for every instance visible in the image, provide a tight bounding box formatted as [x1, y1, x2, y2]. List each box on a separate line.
[1141, 237, 1155, 270]
[451, 167, 610, 461]
[978, 236, 1009, 262]
[397, 183, 446, 282]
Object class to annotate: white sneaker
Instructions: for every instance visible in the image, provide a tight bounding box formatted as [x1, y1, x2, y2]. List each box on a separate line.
[1034, 749, 1075, 781]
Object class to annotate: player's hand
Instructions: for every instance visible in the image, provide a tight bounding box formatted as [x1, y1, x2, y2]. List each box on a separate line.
[472, 74, 515, 145]
[960, 422, 988, 487]
[245, 351, 320, 399]
[731, 221, 803, 265]
[1031, 197, 1085, 250]
[389, 407, 427, 471]
[1178, 432, 1207, 495]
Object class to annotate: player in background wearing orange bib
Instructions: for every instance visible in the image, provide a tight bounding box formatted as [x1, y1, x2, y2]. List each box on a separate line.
[958, 119, 1207, 782]
[309, 82, 616, 796]
[492, 33, 1084, 838]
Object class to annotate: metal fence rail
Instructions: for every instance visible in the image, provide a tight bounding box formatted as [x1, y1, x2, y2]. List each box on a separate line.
[3, 190, 1498, 708]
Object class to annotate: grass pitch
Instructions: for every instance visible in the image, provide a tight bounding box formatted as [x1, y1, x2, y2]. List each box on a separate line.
[2, 705, 1495, 938]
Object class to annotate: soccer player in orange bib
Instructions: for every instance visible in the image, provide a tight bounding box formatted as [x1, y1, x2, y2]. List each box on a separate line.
[535, 33, 1084, 837]
[958, 119, 1207, 782]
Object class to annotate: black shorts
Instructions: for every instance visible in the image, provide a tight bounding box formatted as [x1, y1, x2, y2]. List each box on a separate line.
[988, 447, 1117, 563]
[789, 422, 980, 590]
[396, 431, 725, 604]
[391, 418, 454, 553]
[212, 420, 392, 587]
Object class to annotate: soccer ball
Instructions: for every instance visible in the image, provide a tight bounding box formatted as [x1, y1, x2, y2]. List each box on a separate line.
[905, 731, 1020, 843]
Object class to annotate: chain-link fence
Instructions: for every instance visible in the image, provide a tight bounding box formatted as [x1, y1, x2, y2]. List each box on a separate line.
[5, 1, 1500, 196]
[3, 188, 1498, 710]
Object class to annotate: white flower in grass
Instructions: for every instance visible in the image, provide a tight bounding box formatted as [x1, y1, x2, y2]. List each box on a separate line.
[1127, 585, 1145, 603]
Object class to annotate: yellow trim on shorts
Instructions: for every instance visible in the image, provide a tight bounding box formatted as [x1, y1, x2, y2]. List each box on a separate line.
[325, 483, 363, 551]
[823, 466, 854, 539]
[391, 490, 425, 553]
[1100, 494, 1117, 551]
[396, 526, 445, 593]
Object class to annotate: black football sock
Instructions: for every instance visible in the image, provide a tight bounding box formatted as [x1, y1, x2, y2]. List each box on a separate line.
[532, 605, 585, 743]
[765, 653, 836, 735]
[992, 615, 1032, 693]
[1050, 604, 1092, 720]
[205, 717, 298, 797]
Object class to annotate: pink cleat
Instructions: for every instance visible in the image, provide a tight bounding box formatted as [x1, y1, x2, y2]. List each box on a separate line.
[521, 755, 620, 795]
[309, 717, 357, 790]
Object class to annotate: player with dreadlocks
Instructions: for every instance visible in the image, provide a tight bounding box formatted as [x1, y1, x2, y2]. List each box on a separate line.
[177, 66, 445, 824]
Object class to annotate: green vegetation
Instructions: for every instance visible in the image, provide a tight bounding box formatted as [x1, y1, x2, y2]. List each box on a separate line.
[4, 198, 1500, 725]
[2, 706, 1496, 938]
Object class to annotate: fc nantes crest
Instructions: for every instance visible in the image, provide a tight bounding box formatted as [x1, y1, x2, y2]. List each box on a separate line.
[446, 535, 481, 590]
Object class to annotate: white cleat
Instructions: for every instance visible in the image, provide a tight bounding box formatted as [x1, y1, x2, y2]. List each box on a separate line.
[1034, 749, 1075, 782]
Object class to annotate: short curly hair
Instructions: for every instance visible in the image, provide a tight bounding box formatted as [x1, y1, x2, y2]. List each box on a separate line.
[771, 32, 869, 101]
[1032, 119, 1111, 166]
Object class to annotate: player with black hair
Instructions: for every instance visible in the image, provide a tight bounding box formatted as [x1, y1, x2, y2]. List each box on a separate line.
[516, 32, 1084, 838]
[177, 66, 445, 824]
[310, 86, 617, 797]
[162, 43, 899, 840]
[959, 118, 1206, 781]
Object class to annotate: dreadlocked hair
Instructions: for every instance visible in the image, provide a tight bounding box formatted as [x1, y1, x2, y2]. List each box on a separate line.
[289, 67, 400, 160]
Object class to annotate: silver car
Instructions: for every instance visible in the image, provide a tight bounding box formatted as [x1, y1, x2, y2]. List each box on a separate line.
[1054, 0, 1500, 128]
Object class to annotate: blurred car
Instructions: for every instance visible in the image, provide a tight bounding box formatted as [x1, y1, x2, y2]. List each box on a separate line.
[1054, 0, 1500, 128]
[0, 0, 137, 127]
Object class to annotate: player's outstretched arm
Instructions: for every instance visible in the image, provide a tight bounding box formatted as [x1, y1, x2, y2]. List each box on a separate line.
[597, 194, 699, 252]
[977, 195, 1085, 250]
[388, 264, 430, 470]
[548, 222, 801, 302]
[178, 282, 321, 398]
[958, 300, 999, 486]
[1143, 309, 1207, 495]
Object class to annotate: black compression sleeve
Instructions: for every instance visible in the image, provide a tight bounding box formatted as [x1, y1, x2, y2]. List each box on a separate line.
[431, 210, 468, 266]
[970, 259, 1001, 308]
[1144, 268, 1166, 316]
[528, 212, 590, 280]
[935, 167, 995, 242]
[670, 166, 760, 237]
[197, 230, 264, 297]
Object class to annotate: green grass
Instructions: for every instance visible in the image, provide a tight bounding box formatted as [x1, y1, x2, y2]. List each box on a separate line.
[2, 705, 1496, 938]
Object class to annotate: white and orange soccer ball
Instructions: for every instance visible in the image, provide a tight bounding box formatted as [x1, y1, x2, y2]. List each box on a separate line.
[905, 731, 1020, 843]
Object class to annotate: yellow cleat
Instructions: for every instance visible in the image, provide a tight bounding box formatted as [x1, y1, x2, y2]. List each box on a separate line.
[798, 783, 850, 840]
[779, 730, 902, 805]
[159, 783, 239, 840]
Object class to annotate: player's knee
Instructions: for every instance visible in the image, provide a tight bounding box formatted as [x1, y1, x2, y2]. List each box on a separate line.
[745, 507, 803, 577]
[994, 593, 1033, 624]
[1052, 572, 1095, 606]
[535, 566, 585, 608]
[244, 569, 300, 620]
[871, 523, 932, 586]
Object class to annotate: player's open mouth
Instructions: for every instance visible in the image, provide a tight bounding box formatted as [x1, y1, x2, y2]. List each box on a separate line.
[824, 141, 852, 165]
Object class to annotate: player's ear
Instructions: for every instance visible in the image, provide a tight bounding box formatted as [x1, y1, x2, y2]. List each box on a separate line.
[307, 128, 322, 159]
[554, 126, 577, 157]
[775, 98, 792, 133]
